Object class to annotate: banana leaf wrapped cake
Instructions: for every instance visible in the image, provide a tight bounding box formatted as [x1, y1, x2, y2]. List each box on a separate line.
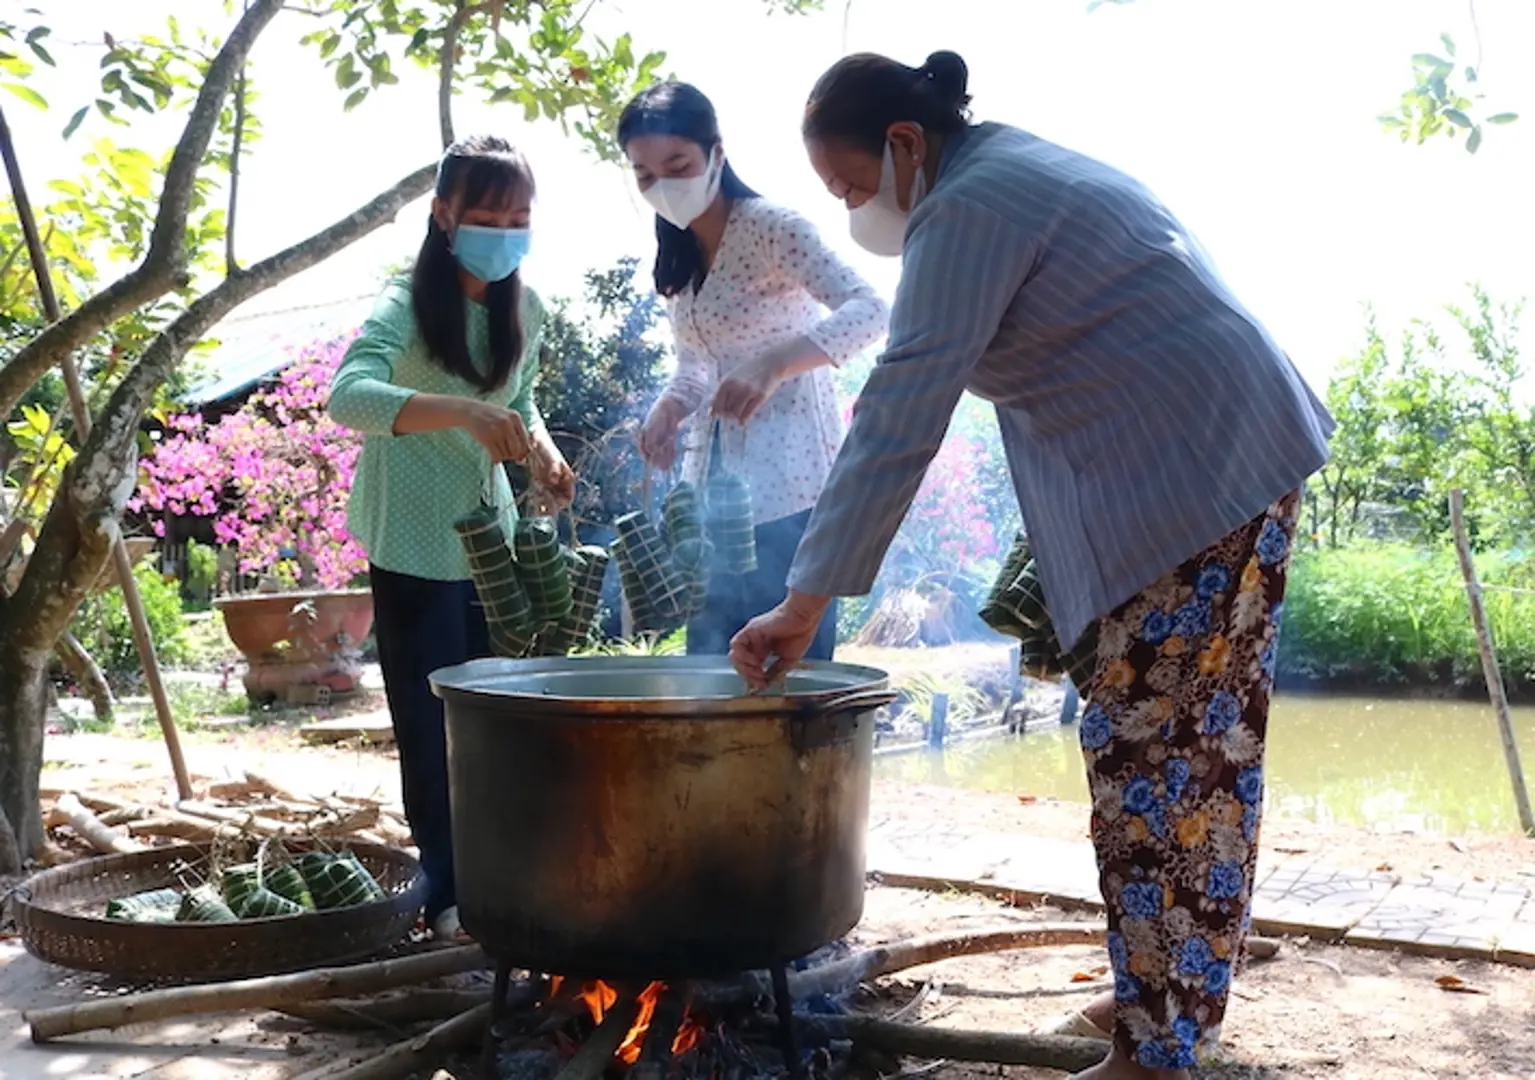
[101, 844, 387, 926]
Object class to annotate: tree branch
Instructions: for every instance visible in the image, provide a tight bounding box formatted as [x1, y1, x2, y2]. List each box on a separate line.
[0, 163, 435, 657]
[227, 17, 249, 275]
[0, 0, 285, 421]
[439, 2, 488, 149]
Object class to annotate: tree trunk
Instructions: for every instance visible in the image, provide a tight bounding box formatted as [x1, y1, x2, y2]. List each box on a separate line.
[0, 649, 49, 873]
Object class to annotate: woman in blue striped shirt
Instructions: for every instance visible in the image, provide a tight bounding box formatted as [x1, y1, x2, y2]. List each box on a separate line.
[730, 50, 1334, 1080]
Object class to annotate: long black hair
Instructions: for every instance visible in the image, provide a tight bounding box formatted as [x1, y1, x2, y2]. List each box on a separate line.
[803, 50, 972, 155]
[411, 134, 535, 393]
[616, 82, 760, 298]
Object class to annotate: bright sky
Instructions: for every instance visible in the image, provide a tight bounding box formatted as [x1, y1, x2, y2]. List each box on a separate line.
[10, 0, 1535, 395]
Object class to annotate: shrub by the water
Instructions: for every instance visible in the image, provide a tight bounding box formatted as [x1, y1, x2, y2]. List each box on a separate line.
[1279, 545, 1535, 696]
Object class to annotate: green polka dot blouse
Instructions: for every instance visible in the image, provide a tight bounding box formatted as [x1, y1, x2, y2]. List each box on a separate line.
[329, 277, 546, 582]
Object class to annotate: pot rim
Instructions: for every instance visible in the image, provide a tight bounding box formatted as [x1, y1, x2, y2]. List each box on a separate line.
[213, 588, 373, 609]
[430, 655, 891, 718]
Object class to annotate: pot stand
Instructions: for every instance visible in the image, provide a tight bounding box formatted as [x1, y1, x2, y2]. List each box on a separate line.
[478, 960, 811, 1080]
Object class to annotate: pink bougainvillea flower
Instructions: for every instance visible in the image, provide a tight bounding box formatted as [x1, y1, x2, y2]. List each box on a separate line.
[136, 333, 367, 590]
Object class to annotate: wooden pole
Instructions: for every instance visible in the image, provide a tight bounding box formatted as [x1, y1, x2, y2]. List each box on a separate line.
[796, 1016, 1107, 1074]
[1449, 489, 1535, 836]
[928, 691, 949, 749]
[0, 104, 192, 800]
[25, 944, 488, 1041]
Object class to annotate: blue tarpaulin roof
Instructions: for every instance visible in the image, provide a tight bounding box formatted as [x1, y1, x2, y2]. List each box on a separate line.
[180, 293, 376, 407]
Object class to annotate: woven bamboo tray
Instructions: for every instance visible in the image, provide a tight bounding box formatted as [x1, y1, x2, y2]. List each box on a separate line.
[10, 841, 426, 983]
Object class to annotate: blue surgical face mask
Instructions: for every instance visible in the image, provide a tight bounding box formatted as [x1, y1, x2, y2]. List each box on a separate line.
[451, 224, 531, 283]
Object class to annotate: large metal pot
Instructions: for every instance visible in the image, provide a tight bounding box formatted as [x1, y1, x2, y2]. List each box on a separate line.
[430, 656, 893, 979]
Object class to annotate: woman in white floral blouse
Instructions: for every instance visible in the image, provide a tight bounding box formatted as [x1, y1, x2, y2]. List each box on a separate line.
[619, 82, 889, 658]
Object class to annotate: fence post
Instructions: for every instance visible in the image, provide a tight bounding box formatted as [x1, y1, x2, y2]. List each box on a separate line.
[1449, 489, 1535, 836]
[928, 692, 949, 749]
[1004, 642, 1023, 734]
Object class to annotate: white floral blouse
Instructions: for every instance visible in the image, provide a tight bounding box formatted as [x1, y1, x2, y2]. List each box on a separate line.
[662, 197, 889, 526]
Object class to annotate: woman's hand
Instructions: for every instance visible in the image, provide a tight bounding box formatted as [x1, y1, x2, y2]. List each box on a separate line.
[530, 436, 577, 510]
[711, 348, 793, 424]
[458, 399, 531, 463]
[639, 395, 690, 470]
[729, 591, 832, 691]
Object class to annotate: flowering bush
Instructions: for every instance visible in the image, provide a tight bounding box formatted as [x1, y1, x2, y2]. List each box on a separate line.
[133, 335, 367, 590]
[890, 431, 1003, 571]
[837, 391, 1012, 583]
[835, 388, 1018, 644]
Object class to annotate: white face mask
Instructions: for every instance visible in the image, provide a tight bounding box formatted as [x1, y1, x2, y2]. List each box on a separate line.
[849, 141, 928, 258]
[641, 148, 723, 230]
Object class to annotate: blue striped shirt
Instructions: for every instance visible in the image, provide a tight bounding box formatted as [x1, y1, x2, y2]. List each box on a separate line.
[787, 123, 1334, 649]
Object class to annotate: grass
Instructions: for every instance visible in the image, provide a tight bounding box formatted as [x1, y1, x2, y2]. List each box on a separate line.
[1280, 544, 1535, 696]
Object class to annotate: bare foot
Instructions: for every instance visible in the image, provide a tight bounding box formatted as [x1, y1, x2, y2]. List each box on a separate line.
[1069, 1045, 1191, 1080]
[1081, 989, 1114, 1032]
[1068, 994, 1194, 1080]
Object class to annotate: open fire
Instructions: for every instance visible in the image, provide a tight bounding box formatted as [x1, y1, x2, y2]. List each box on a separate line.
[484, 967, 822, 1080]
[561, 979, 705, 1065]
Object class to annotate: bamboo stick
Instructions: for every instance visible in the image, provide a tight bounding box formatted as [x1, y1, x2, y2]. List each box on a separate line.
[0, 104, 191, 800]
[243, 768, 313, 804]
[280, 988, 493, 1031]
[1450, 489, 1535, 835]
[48, 793, 142, 855]
[175, 799, 296, 837]
[26, 944, 488, 1041]
[290, 1003, 490, 1080]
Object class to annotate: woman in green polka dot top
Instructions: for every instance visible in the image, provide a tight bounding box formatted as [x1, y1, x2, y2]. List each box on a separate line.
[329, 135, 575, 942]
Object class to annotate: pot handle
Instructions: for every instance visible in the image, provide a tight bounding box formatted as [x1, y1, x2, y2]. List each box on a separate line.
[801, 687, 899, 718]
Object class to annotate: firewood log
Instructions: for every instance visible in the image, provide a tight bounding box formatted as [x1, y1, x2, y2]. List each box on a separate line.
[48, 794, 143, 855]
[280, 988, 493, 1031]
[799, 1016, 1106, 1073]
[25, 945, 489, 1041]
[698, 922, 1106, 1006]
[290, 1003, 490, 1080]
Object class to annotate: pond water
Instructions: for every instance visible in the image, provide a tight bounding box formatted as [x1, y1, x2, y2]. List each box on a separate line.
[873, 694, 1535, 835]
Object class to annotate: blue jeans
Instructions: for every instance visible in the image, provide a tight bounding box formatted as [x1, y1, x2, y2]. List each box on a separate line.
[686, 509, 838, 660]
[370, 565, 490, 922]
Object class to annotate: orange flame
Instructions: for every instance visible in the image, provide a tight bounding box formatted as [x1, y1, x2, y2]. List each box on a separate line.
[569, 979, 703, 1065]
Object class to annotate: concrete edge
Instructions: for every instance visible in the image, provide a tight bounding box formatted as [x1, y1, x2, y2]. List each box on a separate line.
[868, 870, 1105, 917]
[869, 867, 1535, 969]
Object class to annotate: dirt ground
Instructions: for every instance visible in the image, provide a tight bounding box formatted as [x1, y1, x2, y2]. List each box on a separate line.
[8, 718, 1535, 1079]
[850, 886, 1535, 1080]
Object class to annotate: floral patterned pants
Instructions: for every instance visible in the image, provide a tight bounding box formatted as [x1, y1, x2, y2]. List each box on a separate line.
[1078, 491, 1299, 1070]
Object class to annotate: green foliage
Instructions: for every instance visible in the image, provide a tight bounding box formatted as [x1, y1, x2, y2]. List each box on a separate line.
[535, 257, 667, 531]
[5, 401, 73, 513]
[896, 670, 988, 727]
[1084, 0, 1519, 149]
[574, 628, 685, 656]
[1280, 545, 1535, 696]
[181, 539, 219, 610]
[290, 0, 667, 161]
[70, 563, 190, 682]
[0, 19, 56, 109]
[1378, 34, 1518, 155]
[1306, 288, 1531, 551]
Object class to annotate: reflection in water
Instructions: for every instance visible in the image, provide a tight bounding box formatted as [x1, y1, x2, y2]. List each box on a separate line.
[873, 694, 1535, 835]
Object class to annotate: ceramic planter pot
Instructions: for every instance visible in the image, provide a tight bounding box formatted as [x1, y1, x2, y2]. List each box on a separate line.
[214, 588, 374, 705]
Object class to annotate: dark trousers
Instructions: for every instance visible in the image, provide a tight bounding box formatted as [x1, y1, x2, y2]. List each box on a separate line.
[370, 564, 490, 922]
[686, 509, 838, 660]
